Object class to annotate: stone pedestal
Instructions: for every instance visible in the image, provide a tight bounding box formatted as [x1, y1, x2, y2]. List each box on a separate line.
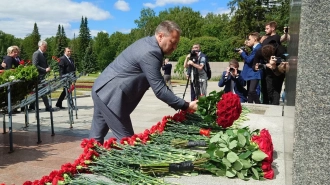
[292, 0, 330, 184]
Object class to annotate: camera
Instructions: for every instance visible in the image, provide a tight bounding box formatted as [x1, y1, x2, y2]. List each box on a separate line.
[189, 50, 199, 61]
[233, 46, 245, 52]
[284, 27, 288, 33]
[229, 68, 235, 73]
[258, 56, 284, 70]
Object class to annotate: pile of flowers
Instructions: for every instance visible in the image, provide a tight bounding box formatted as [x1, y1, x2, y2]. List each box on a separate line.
[14, 91, 275, 185]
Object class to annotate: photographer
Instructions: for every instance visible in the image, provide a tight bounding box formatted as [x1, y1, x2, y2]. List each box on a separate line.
[218, 59, 247, 103]
[162, 58, 173, 92]
[254, 44, 286, 105]
[184, 44, 208, 100]
[237, 32, 262, 104]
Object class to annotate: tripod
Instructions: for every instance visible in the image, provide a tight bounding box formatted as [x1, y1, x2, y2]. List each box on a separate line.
[183, 64, 201, 101]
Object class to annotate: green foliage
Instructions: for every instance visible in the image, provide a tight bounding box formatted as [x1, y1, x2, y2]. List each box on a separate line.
[0, 0, 290, 65]
[0, 65, 39, 109]
[174, 55, 187, 77]
[82, 41, 96, 75]
[77, 16, 92, 72]
[191, 36, 222, 61]
[169, 36, 191, 61]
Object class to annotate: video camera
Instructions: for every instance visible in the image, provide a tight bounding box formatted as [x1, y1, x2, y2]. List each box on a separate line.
[189, 50, 199, 60]
[233, 46, 246, 52]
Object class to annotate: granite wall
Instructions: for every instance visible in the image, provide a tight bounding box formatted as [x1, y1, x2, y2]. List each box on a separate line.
[291, 0, 330, 184]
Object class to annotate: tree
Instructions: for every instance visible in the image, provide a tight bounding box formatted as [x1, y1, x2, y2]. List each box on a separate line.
[93, 31, 112, 70]
[77, 16, 92, 72]
[82, 41, 96, 75]
[22, 23, 41, 60]
[53, 25, 69, 57]
[134, 8, 159, 37]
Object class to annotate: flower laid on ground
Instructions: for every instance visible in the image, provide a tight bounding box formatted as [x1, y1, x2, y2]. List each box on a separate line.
[16, 90, 274, 185]
[251, 129, 274, 179]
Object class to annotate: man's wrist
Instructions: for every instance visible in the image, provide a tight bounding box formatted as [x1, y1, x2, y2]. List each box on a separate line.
[181, 102, 190, 110]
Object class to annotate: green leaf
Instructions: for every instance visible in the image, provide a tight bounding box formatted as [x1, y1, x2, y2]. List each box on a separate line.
[201, 153, 211, 159]
[251, 167, 259, 180]
[219, 147, 229, 153]
[233, 160, 243, 171]
[215, 169, 226, 176]
[226, 129, 234, 136]
[226, 169, 236, 178]
[237, 133, 246, 147]
[228, 140, 237, 149]
[214, 149, 224, 158]
[227, 152, 239, 163]
[222, 158, 232, 168]
[221, 133, 229, 142]
[241, 159, 252, 169]
[252, 150, 268, 161]
[239, 151, 252, 159]
[210, 132, 222, 143]
[237, 172, 245, 180]
[219, 143, 227, 148]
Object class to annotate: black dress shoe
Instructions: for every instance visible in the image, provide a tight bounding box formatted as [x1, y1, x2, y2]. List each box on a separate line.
[56, 106, 66, 109]
[45, 108, 54, 112]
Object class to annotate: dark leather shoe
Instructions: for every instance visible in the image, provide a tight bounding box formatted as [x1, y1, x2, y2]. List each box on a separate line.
[45, 108, 54, 112]
[57, 106, 66, 109]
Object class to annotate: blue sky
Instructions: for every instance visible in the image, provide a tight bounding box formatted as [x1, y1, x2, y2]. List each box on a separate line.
[0, 0, 231, 39]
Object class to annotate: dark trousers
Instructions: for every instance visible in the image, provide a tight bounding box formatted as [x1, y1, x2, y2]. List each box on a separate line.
[190, 82, 196, 101]
[263, 74, 285, 105]
[89, 90, 134, 144]
[29, 95, 50, 109]
[56, 88, 66, 107]
[247, 80, 260, 104]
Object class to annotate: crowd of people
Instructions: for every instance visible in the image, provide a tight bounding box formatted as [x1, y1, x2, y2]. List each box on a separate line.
[218, 21, 290, 105]
[1, 41, 76, 113]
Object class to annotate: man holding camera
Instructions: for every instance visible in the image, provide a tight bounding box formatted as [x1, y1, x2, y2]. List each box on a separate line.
[218, 59, 247, 103]
[184, 44, 208, 100]
[237, 32, 262, 104]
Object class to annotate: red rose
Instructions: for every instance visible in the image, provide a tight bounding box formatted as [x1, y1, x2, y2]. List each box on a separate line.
[263, 169, 274, 179]
[23, 181, 33, 185]
[261, 161, 272, 171]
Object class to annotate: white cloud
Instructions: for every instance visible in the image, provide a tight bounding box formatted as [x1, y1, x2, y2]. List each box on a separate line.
[0, 0, 112, 39]
[114, 0, 130, 11]
[214, 7, 231, 15]
[143, 0, 199, 8]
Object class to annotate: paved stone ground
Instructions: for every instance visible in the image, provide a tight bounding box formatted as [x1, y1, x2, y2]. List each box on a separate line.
[0, 81, 293, 185]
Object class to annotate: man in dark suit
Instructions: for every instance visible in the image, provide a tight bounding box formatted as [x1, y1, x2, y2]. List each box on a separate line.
[89, 20, 198, 144]
[218, 59, 247, 103]
[29, 40, 53, 111]
[55, 47, 75, 109]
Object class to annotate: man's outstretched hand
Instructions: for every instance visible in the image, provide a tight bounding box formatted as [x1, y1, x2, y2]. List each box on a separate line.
[188, 100, 198, 111]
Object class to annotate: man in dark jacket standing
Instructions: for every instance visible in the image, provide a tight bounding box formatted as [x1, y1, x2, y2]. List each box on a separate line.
[55, 47, 76, 109]
[29, 40, 53, 111]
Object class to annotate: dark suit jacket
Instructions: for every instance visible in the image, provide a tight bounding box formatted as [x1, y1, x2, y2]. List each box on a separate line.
[32, 49, 48, 78]
[92, 36, 186, 118]
[58, 55, 76, 77]
[218, 70, 247, 102]
[3, 56, 19, 69]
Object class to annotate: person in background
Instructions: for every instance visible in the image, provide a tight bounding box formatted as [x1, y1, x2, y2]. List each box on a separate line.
[162, 58, 173, 92]
[184, 44, 208, 100]
[238, 32, 262, 104]
[29, 40, 53, 112]
[3, 46, 19, 70]
[55, 47, 76, 109]
[218, 59, 247, 103]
